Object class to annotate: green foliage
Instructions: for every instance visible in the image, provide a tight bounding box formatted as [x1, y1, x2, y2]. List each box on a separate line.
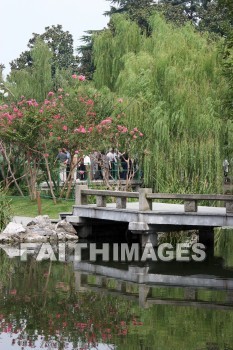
[0, 185, 11, 231]
[93, 14, 228, 193]
[8, 39, 53, 102]
[0, 77, 143, 196]
[215, 228, 233, 268]
[0, 253, 232, 349]
[94, 14, 142, 90]
[10, 25, 78, 76]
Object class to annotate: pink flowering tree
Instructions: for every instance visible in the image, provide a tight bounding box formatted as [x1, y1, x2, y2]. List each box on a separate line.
[0, 76, 143, 199]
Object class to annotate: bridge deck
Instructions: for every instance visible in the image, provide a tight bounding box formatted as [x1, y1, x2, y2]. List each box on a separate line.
[72, 202, 233, 228]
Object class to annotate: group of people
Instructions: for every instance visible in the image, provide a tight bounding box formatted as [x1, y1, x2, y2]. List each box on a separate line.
[56, 148, 132, 183]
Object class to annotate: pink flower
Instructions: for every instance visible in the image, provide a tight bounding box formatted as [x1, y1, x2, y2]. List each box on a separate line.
[48, 91, 54, 96]
[118, 98, 123, 103]
[72, 74, 77, 79]
[44, 153, 49, 158]
[80, 127, 86, 133]
[133, 135, 137, 139]
[139, 132, 143, 137]
[49, 132, 53, 137]
[86, 99, 94, 105]
[74, 125, 86, 133]
[62, 125, 68, 131]
[9, 289, 17, 295]
[75, 150, 79, 154]
[133, 127, 138, 132]
[58, 88, 63, 92]
[100, 118, 112, 125]
[78, 75, 86, 81]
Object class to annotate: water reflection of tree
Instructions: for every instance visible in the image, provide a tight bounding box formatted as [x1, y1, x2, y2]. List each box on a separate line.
[0, 253, 138, 349]
[0, 252, 232, 350]
[215, 228, 233, 268]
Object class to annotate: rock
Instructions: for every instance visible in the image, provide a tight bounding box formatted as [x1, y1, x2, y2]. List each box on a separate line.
[57, 233, 66, 241]
[65, 234, 79, 240]
[25, 235, 49, 243]
[2, 222, 26, 235]
[26, 220, 37, 226]
[0, 234, 15, 243]
[55, 220, 77, 235]
[0, 216, 78, 243]
[32, 215, 51, 228]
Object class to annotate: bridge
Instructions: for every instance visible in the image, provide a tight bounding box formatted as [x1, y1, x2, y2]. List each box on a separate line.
[63, 185, 233, 245]
[74, 262, 233, 310]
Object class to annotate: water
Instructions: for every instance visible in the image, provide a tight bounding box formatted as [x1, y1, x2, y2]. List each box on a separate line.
[0, 229, 232, 350]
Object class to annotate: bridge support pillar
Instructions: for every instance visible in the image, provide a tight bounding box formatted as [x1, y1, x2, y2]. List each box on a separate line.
[140, 233, 158, 248]
[128, 221, 158, 247]
[139, 285, 151, 308]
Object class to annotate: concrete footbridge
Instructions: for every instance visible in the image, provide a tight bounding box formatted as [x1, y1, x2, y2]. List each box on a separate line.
[64, 185, 233, 245]
[74, 262, 233, 310]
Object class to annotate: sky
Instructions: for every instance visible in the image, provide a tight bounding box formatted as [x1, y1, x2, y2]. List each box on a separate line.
[0, 0, 111, 77]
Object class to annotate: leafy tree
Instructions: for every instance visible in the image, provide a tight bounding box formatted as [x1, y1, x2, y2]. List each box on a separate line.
[105, 0, 231, 34]
[0, 76, 143, 197]
[93, 14, 227, 193]
[10, 25, 78, 76]
[105, 0, 157, 33]
[77, 30, 102, 80]
[218, 0, 233, 15]
[8, 39, 53, 102]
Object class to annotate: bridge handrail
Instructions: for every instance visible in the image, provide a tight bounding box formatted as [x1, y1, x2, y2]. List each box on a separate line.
[81, 189, 139, 198]
[146, 193, 233, 201]
[75, 185, 139, 209]
[75, 185, 233, 213]
[145, 191, 233, 213]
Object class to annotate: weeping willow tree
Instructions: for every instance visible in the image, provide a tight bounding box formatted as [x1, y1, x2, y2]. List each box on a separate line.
[94, 15, 143, 90]
[93, 14, 228, 193]
[8, 39, 53, 102]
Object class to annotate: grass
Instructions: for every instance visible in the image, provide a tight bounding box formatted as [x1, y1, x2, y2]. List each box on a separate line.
[9, 196, 74, 219]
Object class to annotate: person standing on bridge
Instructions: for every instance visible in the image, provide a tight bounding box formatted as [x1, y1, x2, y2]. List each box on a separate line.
[223, 159, 229, 179]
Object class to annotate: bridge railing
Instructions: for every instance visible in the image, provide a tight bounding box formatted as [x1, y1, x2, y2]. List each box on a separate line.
[144, 191, 233, 213]
[75, 185, 233, 213]
[75, 185, 139, 209]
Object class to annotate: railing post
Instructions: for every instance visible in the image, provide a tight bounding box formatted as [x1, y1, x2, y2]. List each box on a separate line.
[184, 200, 197, 212]
[116, 197, 127, 209]
[96, 195, 106, 207]
[139, 188, 152, 211]
[226, 201, 233, 213]
[75, 184, 88, 205]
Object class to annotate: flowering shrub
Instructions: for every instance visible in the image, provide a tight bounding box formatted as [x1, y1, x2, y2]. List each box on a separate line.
[0, 77, 143, 196]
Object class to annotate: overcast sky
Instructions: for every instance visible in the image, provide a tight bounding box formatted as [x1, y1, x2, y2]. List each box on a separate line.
[0, 0, 111, 77]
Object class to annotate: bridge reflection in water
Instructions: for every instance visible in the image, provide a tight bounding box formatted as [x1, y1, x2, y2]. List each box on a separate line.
[74, 262, 233, 310]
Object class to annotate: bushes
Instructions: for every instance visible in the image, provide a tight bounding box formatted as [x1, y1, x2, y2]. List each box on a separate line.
[0, 185, 11, 231]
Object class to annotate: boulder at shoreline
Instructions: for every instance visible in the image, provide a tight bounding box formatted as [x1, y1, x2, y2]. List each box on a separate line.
[0, 215, 78, 243]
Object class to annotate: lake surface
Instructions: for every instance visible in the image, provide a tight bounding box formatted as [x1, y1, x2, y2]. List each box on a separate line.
[0, 229, 232, 350]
